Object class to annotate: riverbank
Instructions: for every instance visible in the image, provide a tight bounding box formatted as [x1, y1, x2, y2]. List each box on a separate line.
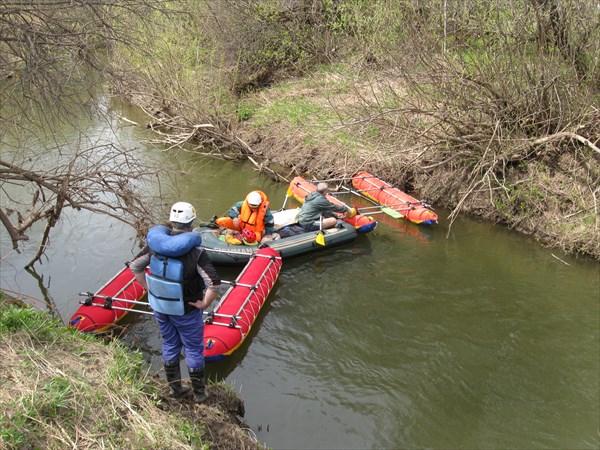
[109, 2, 599, 260]
[114, 65, 599, 260]
[0, 293, 261, 449]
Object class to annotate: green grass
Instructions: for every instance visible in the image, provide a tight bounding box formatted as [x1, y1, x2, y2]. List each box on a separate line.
[0, 298, 211, 449]
[237, 100, 258, 121]
[251, 97, 326, 127]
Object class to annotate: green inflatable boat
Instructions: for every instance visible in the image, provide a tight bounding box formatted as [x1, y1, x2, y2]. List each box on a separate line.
[194, 208, 359, 266]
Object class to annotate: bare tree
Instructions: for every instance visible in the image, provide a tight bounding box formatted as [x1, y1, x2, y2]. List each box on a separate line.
[0, 139, 162, 267]
[343, 0, 600, 256]
[530, 0, 600, 80]
[0, 0, 171, 267]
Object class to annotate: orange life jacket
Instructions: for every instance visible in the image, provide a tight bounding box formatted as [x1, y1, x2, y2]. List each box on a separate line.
[239, 191, 269, 241]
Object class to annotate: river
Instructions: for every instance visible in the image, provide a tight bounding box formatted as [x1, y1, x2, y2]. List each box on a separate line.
[1, 99, 598, 450]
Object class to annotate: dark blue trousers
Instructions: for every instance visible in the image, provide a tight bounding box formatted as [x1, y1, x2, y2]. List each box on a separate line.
[154, 308, 205, 369]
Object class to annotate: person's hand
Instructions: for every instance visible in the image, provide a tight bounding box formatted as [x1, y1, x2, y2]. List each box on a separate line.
[189, 288, 219, 311]
[261, 234, 273, 242]
[233, 217, 240, 228]
[188, 299, 203, 310]
[345, 207, 357, 218]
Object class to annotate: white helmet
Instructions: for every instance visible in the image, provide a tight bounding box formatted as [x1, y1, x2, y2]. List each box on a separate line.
[246, 191, 262, 207]
[169, 201, 196, 223]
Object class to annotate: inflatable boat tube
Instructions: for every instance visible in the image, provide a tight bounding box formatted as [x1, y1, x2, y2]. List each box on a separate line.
[203, 246, 282, 360]
[352, 171, 438, 225]
[68, 266, 147, 332]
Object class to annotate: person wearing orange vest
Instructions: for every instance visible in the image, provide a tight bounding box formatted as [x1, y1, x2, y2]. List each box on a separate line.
[215, 190, 275, 242]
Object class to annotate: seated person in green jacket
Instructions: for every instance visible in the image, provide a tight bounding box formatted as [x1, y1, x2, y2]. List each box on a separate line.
[297, 182, 355, 231]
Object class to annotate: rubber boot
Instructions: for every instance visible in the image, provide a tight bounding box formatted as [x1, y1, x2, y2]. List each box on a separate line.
[189, 367, 209, 403]
[164, 362, 190, 398]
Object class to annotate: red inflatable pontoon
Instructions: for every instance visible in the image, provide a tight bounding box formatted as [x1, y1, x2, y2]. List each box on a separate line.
[203, 246, 282, 361]
[68, 266, 148, 332]
[289, 176, 378, 234]
[352, 171, 438, 225]
[69, 248, 282, 360]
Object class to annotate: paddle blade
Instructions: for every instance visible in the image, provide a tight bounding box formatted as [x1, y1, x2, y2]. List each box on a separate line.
[315, 232, 325, 246]
[382, 207, 403, 218]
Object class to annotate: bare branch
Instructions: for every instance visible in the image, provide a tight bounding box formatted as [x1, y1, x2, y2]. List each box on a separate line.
[0, 208, 28, 249]
[532, 131, 600, 155]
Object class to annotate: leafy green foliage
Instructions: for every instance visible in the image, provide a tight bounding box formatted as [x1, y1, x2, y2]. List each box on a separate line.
[38, 376, 74, 419]
[0, 413, 28, 448]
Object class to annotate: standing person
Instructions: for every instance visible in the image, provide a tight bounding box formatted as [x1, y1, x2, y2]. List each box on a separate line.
[130, 201, 221, 403]
[215, 190, 275, 242]
[298, 182, 356, 231]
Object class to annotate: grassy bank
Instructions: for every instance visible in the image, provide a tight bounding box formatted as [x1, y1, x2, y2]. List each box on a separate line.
[0, 294, 261, 450]
[109, 0, 599, 259]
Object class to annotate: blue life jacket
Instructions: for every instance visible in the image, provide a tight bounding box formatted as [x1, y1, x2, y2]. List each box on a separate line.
[145, 226, 202, 316]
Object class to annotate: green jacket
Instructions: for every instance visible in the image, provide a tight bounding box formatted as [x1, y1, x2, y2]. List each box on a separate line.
[298, 192, 348, 226]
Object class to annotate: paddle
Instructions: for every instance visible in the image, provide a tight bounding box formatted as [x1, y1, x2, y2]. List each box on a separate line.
[333, 185, 405, 219]
[315, 215, 325, 246]
[357, 205, 403, 219]
[279, 187, 294, 211]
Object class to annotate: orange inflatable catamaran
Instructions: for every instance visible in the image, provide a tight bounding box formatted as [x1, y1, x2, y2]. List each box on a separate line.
[352, 171, 438, 225]
[289, 176, 378, 234]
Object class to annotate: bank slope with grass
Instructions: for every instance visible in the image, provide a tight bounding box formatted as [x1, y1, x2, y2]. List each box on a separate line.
[0, 294, 261, 450]
[110, 0, 599, 260]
